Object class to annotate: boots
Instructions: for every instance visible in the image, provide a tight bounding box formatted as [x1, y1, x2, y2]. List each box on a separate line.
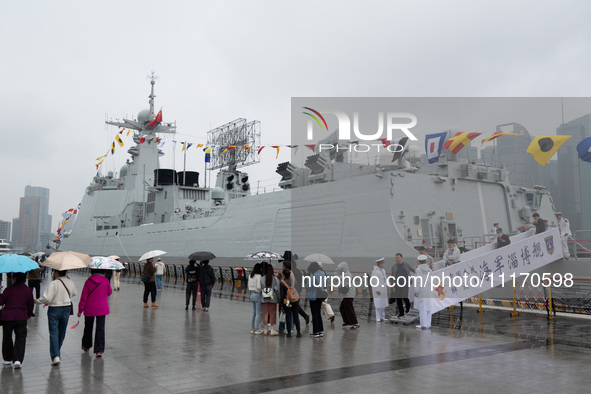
[144, 303, 149, 308]
[152, 303, 159, 307]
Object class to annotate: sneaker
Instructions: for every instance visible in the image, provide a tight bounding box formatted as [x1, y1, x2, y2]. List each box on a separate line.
[96, 353, 102, 358]
[3, 360, 12, 366]
[351, 324, 360, 330]
[296, 333, 302, 338]
[185, 305, 189, 310]
[254, 330, 264, 335]
[376, 319, 382, 322]
[143, 303, 149, 308]
[311, 333, 321, 338]
[12, 361, 21, 369]
[51, 357, 61, 366]
[81, 346, 89, 353]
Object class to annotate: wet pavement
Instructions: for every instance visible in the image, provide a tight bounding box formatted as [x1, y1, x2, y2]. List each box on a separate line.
[2, 271, 591, 393]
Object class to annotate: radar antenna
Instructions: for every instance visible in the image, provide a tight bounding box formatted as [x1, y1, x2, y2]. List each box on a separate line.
[207, 118, 261, 171]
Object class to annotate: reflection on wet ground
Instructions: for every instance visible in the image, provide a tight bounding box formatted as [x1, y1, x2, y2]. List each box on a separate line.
[1, 272, 591, 393]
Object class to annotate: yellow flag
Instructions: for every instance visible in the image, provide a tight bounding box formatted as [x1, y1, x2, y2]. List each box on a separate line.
[115, 134, 124, 147]
[526, 135, 571, 166]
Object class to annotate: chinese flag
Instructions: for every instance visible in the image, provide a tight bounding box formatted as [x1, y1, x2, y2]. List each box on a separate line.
[148, 110, 163, 127]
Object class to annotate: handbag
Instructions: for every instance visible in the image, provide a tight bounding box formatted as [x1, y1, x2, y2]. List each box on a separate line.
[279, 311, 286, 324]
[58, 278, 74, 315]
[140, 273, 150, 283]
[280, 278, 300, 303]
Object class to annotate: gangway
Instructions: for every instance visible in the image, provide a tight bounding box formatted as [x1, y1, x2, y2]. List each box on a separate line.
[425, 228, 563, 314]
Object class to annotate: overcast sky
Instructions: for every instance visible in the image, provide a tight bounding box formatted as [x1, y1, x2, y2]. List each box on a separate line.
[2, 0, 591, 233]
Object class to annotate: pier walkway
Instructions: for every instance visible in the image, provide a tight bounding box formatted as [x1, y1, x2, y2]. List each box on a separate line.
[1, 272, 591, 393]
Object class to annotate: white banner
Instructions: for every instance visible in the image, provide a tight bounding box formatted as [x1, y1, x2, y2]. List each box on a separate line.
[426, 228, 563, 313]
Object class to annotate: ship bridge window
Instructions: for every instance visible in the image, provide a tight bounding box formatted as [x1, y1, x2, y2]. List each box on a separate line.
[525, 192, 543, 207]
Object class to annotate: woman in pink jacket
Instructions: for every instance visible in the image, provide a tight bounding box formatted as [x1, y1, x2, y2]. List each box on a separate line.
[77, 269, 112, 357]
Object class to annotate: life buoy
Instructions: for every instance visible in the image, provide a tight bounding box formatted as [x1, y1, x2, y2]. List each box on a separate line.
[97, 184, 103, 190]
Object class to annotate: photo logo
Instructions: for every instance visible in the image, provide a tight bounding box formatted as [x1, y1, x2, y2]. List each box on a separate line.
[303, 107, 418, 142]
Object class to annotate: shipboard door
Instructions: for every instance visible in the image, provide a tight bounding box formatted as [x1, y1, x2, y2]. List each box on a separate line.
[440, 221, 457, 243]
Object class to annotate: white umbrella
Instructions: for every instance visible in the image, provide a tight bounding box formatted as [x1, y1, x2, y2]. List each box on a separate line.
[138, 250, 166, 262]
[244, 251, 282, 261]
[304, 253, 335, 265]
[89, 256, 126, 270]
[42, 251, 92, 270]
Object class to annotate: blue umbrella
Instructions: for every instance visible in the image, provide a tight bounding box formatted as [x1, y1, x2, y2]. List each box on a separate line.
[0, 254, 40, 273]
[577, 137, 591, 163]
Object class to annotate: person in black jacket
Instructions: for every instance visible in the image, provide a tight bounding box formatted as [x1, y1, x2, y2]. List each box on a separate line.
[185, 260, 199, 310]
[198, 260, 216, 311]
[532, 213, 546, 235]
[496, 228, 511, 248]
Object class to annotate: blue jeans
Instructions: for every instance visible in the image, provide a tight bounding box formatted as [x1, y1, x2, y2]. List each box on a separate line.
[156, 275, 163, 289]
[48, 306, 71, 359]
[250, 292, 262, 330]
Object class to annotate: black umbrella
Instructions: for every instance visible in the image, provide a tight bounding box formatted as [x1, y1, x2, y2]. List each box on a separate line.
[188, 251, 216, 261]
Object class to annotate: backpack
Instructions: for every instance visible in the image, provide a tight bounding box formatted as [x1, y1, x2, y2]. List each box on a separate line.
[262, 286, 274, 300]
[281, 277, 300, 303]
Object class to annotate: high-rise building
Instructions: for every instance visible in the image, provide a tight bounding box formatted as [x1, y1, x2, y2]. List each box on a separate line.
[555, 114, 591, 232]
[15, 186, 52, 251]
[0, 220, 10, 240]
[11, 218, 19, 244]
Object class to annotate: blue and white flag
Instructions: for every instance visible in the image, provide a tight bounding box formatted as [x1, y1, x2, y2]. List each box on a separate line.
[577, 137, 591, 163]
[425, 132, 447, 163]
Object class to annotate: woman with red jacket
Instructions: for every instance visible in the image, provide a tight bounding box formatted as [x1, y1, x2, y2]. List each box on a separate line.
[77, 269, 112, 357]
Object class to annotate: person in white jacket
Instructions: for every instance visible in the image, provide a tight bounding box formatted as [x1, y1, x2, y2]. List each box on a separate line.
[371, 258, 388, 322]
[555, 212, 571, 259]
[413, 255, 433, 329]
[36, 270, 78, 366]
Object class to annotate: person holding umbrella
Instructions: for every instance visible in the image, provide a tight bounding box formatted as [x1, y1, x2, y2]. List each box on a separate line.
[143, 258, 158, 308]
[0, 272, 35, 369]
[78, 269, 112, 357]
[108, 255, 123, 291]
[185, 260, 199, 310]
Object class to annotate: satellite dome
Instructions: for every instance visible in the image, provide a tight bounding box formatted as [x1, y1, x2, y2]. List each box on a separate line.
[138, 109, 151, 123]
[211, 187, 225, 201]
[120, 165, 128, 177]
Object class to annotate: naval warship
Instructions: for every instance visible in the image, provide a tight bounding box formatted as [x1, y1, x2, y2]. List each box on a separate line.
[58, 77, 563, 272]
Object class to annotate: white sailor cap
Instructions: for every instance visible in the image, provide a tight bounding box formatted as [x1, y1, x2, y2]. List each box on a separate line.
[417, 255, 428, 261]
[555, 212, 562, 215]
[375, 257, 385, 264]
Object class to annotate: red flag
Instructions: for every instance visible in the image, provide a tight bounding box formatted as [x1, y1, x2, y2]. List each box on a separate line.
[148, 110, 162, 127]
[140, 136, 146, 144]
[305, 144, 316, 152]
[258, 146, 265, 155]
[377, 138, 391, 148]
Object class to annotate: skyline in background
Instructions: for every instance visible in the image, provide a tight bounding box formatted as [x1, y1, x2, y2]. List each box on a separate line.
[2, 1, 591, 233]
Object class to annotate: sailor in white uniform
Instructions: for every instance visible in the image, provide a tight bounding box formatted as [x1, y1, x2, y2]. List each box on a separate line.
[371, 258, 388, 322]
[414, 255, 433, 329]
[555, 212, 571, 259]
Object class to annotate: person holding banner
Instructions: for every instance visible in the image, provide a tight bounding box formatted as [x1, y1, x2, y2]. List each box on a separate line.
[414, 255, 433, 329]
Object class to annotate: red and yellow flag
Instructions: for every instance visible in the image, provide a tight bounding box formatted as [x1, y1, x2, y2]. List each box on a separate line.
[481, 132, 521, 145]
[442, 132, 481, 154]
